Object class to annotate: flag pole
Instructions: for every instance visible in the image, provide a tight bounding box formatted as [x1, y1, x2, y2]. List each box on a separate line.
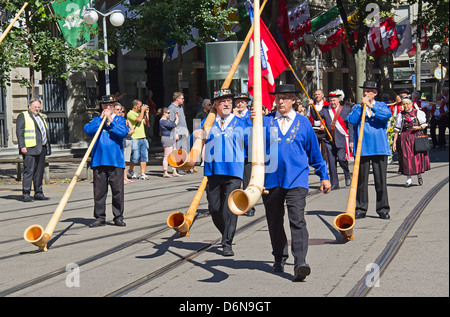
[289, 64, 333, 142]
[0, 3, 28, 45]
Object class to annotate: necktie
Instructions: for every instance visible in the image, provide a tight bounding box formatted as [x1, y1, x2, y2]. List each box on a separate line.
[220, 118, 225, 131]
[281, 116, 287, 130]
[36, 115, 47, 145]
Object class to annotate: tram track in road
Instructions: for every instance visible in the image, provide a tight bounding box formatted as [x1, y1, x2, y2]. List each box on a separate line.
[0, 164, 447, 297]
[348, 177, 449, 297]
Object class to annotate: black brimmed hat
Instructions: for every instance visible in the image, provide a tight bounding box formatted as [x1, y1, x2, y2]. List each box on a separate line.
[234, 93, 251, 101]
[99, 95, 117, 104]
[359, 81, 378, 90]
[212, 89, 234, 102]
[398, 88, 411, 94]
[269, 84, 301, 95]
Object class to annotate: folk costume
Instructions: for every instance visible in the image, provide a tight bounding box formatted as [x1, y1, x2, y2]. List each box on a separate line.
[394, 107, 430, 180]
[318, 90, 353, 188]
[307, 98, 329, 161]
[346, 81, 391, 219]
[197, 89, 250, 256]
[428, 102, 448, 148]
[262, 84, 329, 280]
[84, 95, 129, 226]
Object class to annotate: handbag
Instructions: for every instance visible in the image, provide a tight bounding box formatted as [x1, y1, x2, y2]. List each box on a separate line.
[414, 132, 431, 152]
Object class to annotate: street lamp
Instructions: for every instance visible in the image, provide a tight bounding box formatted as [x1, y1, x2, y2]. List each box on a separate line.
[83, 8, 125, 95]
[432, 44, 449, 91]
[304, 33, 328, 90]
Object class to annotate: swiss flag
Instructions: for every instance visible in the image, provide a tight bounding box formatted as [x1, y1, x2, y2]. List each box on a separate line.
[366, 17, 400, 58]
[248, 18, 290, 110]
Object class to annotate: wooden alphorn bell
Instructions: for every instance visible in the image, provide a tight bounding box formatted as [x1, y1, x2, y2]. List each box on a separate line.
[24, 116, 107, 251]
[228, 0, 265, 215]
[333, 103, 367, 241]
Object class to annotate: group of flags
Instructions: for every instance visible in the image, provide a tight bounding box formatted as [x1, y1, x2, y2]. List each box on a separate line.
[276, 0, 426, 58]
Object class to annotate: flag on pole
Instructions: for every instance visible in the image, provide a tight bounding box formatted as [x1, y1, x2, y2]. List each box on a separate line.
[366, 17, 400, 58]
[248, 18, 290, 110]
[393, 17, 413, 58]
[311, 6, 342, 37]
[407, 24, 428, 57]
[285, 0, 311, 51]
[51, 0, 94, 48]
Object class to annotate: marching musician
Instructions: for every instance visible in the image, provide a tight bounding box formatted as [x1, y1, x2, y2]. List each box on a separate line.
[254, 84, 331, 282]
[84, 95, 129, 228]
[193, 89, 249, 256]
[346, 81, 392, 220]
[307, 89, 329, 161]
[319, 90, 353, 190]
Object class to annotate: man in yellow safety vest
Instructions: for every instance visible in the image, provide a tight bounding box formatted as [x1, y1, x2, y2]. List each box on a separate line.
[16, 99, 51, 202]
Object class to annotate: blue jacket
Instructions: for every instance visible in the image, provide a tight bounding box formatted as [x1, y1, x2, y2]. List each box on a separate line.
[84, 115, 129, 168]
[263, 112, 329, 190]
[346, 101, 391, 156]
[198, 114, 250, 179]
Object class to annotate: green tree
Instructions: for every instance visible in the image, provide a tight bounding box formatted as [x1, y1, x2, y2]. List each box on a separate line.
[118, 0, 237, 91]
[0, 0, 109, 98]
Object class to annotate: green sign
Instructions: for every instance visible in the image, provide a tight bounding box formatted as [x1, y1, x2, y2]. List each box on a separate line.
[51, 0, 95, 47]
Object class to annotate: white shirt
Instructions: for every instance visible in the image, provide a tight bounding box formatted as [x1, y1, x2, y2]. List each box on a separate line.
[394, 110, 427, 131]
[275, 109, 296, 135]
[215, 113, 235, 130]
[307, 100, 325, 127]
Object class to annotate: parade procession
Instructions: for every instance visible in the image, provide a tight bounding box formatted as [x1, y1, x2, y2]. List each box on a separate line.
[0, 0, 448, 301]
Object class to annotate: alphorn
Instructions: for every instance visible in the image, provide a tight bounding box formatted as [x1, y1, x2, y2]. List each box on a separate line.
[228, 0, 265, 215]
[333, 103, 367, 240]
[24, 116, 108, 251]
[0, 2, 28, 45]
[166, 0, 269, 235]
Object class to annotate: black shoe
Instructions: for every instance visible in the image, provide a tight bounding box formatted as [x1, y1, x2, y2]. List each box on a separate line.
[34, 194, 49, 200]
[222, 245, 234, 256]
[345, 177, 352, 186]
[378, 212, 390, 220]
[272, 262, 285, 273]
[418, 177, 423, 186]
[330, 184, 340, 191]
[405, 182, 412, 188]
[355, 212, 366, 219]
[23, 195, 34, 202]
[114, 219, 126, 227]
[244, 208, 255, 217]
[293, 264, 311, 282]
[89, 220, 106, 228]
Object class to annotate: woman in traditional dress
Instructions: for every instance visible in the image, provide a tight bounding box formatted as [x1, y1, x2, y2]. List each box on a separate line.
[393, 96, 430, 188]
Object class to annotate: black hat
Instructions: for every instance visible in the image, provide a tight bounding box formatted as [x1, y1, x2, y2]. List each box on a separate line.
[398, 88, 411, 94]
[269, 84, 301, 95]
[359, 81, 378, 90]
[234, 93, 251, 101]
[99, 95, 117, 104]
[211, 88, 234, 102]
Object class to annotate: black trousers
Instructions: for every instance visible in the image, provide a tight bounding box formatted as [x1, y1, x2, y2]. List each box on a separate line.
[206, 175, 241, 248]
[356, 155, 390, 215]
[93, 166, 125, 222]
[242, 158, 255, 213]
[325, 142, 350, 186]
[22, 147, 46, 196]
[429, 116, 447, 147]
[262, 186, 309, 266]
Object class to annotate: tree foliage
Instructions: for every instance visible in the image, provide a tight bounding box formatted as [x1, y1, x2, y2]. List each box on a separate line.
[0, 0, 108, 93]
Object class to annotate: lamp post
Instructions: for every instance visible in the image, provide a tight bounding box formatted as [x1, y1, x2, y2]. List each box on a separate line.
[304, 33, 328, 90]
[432, 44, 449, 92]
[83, 8, 124, 95]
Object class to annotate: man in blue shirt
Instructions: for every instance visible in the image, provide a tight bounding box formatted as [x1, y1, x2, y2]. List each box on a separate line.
[84, 95, 129, 228]
[260, 84, 331, 282]
[193, 89, 249, 256]
[346, 81, 392, 220]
